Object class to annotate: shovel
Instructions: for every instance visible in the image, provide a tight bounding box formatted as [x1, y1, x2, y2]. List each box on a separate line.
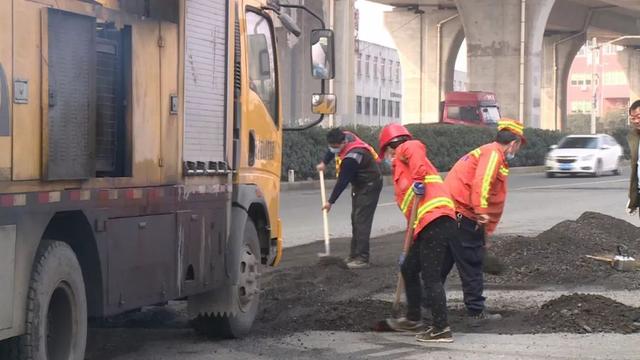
[585, 254, 638, 272]
[317, 169, 331, 257]
[391, 195, 421, 317]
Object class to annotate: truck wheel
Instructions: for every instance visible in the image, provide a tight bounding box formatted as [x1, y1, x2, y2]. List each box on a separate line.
[191, 219, 260, 338]
[8, 240, 87, 360]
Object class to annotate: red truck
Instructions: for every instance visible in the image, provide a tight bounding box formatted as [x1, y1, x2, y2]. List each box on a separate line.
[440, 91, 501, 126]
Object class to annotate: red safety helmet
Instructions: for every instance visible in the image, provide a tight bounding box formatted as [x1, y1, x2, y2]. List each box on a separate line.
[379, 123, 413, 155]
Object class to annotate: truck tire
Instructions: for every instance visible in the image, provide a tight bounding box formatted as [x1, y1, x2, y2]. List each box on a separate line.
[7, 240, 87, 360]
[191, 219, 261, 338]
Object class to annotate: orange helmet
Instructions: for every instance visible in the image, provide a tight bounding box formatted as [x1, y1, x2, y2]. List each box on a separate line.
[379, 123, 413, 154]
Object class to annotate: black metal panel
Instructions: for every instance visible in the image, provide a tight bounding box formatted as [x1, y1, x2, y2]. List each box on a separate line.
[0, 64, 10, 136]
[95, 30, 126, 176]
[46, 9, 96, 180]
[106, 214, 178, 311]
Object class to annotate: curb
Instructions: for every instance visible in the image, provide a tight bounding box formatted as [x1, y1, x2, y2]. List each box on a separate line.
[280, 165, 548, 192]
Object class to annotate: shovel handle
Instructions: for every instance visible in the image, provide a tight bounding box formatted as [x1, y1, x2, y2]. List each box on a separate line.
[585, 255, 613, 263]
[319, 170, 330, 255]
[402, 195, 421, 255]
[392, 195, 421, 315]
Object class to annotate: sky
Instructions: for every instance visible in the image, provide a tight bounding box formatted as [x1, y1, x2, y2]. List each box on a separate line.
[355, 0, 467, 72]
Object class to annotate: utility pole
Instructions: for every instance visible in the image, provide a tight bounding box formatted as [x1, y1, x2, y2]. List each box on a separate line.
[590, 37, 598, 134]
[328, 0, 335, 127]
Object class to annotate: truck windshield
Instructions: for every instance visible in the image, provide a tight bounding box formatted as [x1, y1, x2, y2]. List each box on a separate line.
[481, 106, 500, 124]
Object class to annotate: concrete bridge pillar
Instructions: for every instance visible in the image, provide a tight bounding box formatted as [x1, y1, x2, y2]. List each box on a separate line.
[333, 0, 356, 127]
[455, 0, 554, 127]
[384, 7, 463, 124]
[540, 33, 585, 130]
[619, 48, 640, 104]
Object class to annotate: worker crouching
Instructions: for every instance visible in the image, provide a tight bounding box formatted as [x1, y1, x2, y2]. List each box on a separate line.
[441, 119, 525, 325]
[379, 123, 457, 343]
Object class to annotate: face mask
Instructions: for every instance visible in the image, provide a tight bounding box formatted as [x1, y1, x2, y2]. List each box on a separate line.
[506, 153, 515, 161]
[328, 146, 341, 154]
[383, 158, 393, 167]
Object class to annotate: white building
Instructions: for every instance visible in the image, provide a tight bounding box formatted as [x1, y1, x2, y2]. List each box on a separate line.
[453, 70, 469, 91]
[354, 40, 402, 127]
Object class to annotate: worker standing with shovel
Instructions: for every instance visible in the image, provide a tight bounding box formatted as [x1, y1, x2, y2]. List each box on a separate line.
[378, 123, 457, 343]
[317, 128, 382, 269]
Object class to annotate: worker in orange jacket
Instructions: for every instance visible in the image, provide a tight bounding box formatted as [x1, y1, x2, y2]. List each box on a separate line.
[442, 119, 525, 324]
[379, 123, 456, 343]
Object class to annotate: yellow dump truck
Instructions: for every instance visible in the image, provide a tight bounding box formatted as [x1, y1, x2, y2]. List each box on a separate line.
[0, 0, 335, 358]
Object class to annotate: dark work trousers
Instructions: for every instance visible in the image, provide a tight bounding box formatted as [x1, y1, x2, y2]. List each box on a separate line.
[350, 179, 383, 262]
[440, 215, 486, 315]
[402, 216, 455, 330]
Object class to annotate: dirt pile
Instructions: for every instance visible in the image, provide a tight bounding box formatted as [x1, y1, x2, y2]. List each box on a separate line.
[254, 212, 640, 335]
[255, 257, 396, 335]
[487, 212, 640, 289]
[532, 294, 640, 334]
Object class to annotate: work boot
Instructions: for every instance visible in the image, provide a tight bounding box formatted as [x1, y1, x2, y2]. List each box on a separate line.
[385, 317, 425, 333]
[468, 311, 502, 327]
[415, 326, 453, 343]
[343, 256, 355, 264]
[346, 258, 369, 269]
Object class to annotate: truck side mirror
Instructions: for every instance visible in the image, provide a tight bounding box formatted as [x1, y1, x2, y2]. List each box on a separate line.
[311, 93, 336, 115]
[550, 144, 558, 150]
[311, 29, 335, 80]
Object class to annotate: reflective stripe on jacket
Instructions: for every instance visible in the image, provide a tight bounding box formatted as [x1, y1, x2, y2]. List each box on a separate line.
[392, 140, 455, 239]
[445, 142, 509, 235]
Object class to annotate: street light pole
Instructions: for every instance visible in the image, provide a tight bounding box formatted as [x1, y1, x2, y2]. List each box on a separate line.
[590, 37, 598, 134]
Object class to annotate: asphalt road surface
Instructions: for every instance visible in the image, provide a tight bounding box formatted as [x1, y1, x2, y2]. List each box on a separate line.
[84, 168, 640, 360]
[281, 167, 634, 247]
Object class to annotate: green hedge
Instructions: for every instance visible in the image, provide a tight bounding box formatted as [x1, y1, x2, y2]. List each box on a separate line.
[282, 124, 577, 181]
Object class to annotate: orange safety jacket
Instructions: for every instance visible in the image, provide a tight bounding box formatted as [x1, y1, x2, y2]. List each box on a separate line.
[392, 140, 455, 239]
[445, 142, 510, 235]
[335, 131, 380, 176]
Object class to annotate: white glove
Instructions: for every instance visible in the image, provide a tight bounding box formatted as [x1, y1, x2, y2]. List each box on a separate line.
[626, 199, 637, 215]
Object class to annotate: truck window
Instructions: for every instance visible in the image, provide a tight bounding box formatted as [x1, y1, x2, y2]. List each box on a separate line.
[481, 106, 500, 124]
[460, 106, 480, 122]
[447, 106, 461, 120]
[246, 11, 278, 126]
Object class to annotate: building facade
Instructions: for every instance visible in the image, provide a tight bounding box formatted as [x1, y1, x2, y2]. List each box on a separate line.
[567, 42, 630, 118]
[453, 70, 468, 92]
[354, 40, 402, 127]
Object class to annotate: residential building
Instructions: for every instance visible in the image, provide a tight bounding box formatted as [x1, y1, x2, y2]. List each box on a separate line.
[354, 40, 402, 127]
[567, 42, 631, 118]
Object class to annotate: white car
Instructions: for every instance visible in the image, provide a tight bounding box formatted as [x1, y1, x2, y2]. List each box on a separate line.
[545, 134, 623, 178]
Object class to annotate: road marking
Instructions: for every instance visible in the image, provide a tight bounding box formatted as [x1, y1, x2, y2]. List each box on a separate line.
[378, 202, 397, 207]
[367, 348, 418, 357]
[512, 178, 626, 191]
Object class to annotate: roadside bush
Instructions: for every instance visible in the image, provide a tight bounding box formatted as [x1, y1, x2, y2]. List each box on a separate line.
[608, 127, 631, 159]
[282, 124, 568, 180]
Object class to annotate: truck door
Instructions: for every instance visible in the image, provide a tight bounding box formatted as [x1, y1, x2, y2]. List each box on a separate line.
[239, 8, 282, 227]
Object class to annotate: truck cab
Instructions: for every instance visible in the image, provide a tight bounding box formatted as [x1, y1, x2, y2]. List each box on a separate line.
[440, 91, 501, 126]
